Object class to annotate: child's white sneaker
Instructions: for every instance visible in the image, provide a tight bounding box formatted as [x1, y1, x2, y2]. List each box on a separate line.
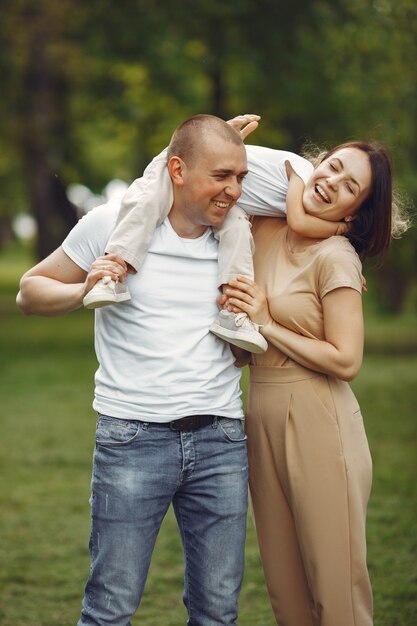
[209, 310, 268, 353]
[83, 277, 131, 309]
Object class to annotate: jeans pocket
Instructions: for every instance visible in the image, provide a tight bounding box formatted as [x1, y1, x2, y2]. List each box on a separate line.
[218, 418, 247, 442]
[96, 415, 142, 447]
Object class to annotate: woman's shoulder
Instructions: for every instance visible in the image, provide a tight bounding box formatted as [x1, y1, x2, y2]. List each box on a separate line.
[312, 236, 363, 296]
[316, 235, 362, 271]
[251, 215, 287, 237]
[318, 234, 359, 255]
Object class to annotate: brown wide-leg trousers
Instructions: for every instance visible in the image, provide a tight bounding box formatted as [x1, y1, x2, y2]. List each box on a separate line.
[246, 365, 373, 626]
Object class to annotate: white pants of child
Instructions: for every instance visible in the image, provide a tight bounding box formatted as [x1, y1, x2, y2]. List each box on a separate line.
[105, 149, 255, 287]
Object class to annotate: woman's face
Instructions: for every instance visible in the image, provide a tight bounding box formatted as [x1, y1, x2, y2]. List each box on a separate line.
[302, 147, 372, 222]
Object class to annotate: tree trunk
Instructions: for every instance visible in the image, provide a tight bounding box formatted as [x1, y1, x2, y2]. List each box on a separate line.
[19, 5, 77, 260]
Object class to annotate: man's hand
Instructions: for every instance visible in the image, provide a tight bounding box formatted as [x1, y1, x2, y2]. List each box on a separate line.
[226, 114, 261, 140]
[84, 253, 128, 298]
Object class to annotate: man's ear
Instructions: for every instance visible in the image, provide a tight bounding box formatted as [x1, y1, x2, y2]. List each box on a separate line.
[168, 156, 186, 187]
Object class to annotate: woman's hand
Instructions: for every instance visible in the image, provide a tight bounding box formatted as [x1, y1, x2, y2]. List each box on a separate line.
[226, 114, 261, 140]
[225, 276, 272, 327]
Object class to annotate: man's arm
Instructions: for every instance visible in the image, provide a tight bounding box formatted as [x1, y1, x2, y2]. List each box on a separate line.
[16, 247, 127, 316]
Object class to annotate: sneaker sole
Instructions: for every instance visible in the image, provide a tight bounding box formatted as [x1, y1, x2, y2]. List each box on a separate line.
[83, 291, 131, 309]
[209, 323, 268, 354]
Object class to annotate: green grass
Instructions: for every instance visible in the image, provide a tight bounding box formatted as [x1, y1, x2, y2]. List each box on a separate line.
[1, 246, 416, 625]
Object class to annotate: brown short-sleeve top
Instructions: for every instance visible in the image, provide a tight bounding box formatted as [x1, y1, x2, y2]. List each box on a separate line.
[251, 217, 363, 368]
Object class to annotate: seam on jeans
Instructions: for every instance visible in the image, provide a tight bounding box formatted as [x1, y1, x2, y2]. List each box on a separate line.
[175, 498, 193, 618]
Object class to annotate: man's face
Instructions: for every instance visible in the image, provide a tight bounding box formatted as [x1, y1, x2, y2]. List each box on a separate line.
[302, 147, 372, 222]
[177, 135, 248, 231]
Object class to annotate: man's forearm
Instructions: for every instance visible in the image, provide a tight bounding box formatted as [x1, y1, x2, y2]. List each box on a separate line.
[16, 275, 85, 316]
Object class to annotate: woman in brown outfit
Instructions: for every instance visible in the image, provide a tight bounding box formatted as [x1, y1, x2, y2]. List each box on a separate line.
[226, 142, 408, 626]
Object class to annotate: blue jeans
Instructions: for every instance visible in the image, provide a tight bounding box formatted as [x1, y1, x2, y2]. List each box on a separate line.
[78, 415, 248, 626]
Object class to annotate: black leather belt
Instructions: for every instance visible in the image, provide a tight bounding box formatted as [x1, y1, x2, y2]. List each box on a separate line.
[169, 414, 217, 431]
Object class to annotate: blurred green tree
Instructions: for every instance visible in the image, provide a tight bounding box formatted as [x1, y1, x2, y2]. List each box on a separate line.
[290, 0, 417, 311]
[0, 0, 414, 310]
[0, 0, 80, 257]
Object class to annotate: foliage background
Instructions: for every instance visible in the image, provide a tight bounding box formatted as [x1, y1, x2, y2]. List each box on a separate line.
[0, 0, 416, 311]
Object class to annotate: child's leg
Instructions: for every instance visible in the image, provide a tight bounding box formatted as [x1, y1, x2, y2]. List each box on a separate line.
[215, 205, 255, 285]
[210, 206, 267, 354]
[106, 148, 173, 272]
[83, 149, 173, 309]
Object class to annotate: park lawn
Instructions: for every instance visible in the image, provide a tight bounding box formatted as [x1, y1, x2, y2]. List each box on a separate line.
[1, 249, 416, 625]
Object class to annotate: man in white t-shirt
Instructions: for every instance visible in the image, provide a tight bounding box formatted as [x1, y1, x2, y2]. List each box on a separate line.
[17, 115, 249, 626]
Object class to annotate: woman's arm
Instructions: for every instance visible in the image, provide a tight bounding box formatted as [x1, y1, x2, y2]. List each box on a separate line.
[17, 248, 127, 316]
[285, 163, 348, 237]
[225, 276, 364, 381]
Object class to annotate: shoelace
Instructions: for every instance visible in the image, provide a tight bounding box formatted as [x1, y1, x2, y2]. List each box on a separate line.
[234, 312, 262, 332]
[101, 276, 118, 292]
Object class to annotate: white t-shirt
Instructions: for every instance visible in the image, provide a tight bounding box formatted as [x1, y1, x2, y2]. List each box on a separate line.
[238, 145, 314, 216]
[62, 201, 244, 422]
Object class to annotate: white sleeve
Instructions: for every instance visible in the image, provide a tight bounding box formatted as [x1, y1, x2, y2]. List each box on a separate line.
[238, 145, 314, 217]
[62, 201, 118, 272]
[283, 153, 314, 186]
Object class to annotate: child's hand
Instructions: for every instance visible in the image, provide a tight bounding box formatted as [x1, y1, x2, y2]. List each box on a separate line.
[361, 275, 367, 293]
[226, 114, 261, 140]
[334, 222, 349, 236]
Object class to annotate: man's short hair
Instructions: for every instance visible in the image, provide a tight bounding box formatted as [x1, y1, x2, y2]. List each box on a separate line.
[167, 114, 243, 167]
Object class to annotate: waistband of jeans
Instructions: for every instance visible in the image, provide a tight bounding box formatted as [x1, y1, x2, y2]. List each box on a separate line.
[249, 364, 320, 384]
